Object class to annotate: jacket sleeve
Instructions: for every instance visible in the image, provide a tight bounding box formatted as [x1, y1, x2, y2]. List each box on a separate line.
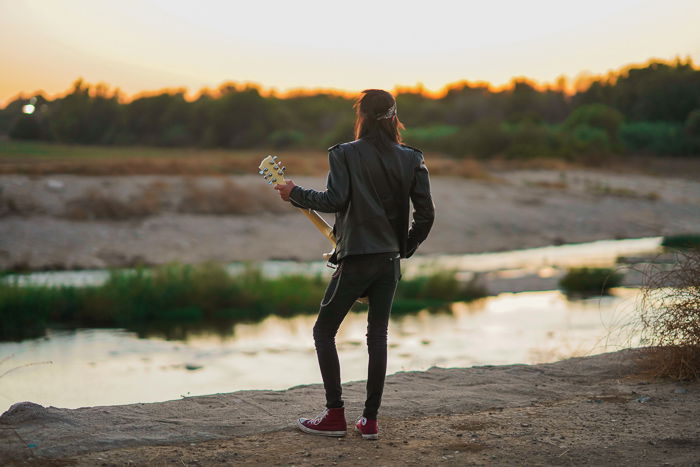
[405, 153, 435, 258]
[288, 146, 350, 213]
[289, 198, 306, 209]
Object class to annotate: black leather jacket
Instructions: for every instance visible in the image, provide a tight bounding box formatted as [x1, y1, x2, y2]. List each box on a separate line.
[289, 137, 435, 262]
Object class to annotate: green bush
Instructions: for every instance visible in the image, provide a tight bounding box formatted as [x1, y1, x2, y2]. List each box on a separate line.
[565, 124, 612, 157]
[619, 121, 687, 155]
[267, 129, 306, 149]
[685, 109, 700, 136]
[684, 109, 700, 153]
[9, 115, 45, 140]
[402, 125, 461, 154]
[559, 267, 623, 296]
[397, 270, 487, 303]
[467, 119, 511, 157]
[564, 104, 624, 143]
[504, 121, 561, 158]
[159, 124, 193, 147]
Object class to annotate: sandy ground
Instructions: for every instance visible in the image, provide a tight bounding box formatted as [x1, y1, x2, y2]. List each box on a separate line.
[1, 168, 700, 270]
[0, 349, 698, 466]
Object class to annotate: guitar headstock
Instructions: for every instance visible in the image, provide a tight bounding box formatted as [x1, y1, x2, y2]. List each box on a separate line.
[258, 155, 287, 186]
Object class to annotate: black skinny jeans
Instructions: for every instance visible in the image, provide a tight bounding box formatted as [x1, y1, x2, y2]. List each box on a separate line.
[313, 251, 401, 420]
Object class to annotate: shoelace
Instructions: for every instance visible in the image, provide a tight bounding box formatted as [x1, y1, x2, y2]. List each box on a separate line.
[311, 408, 329, 425]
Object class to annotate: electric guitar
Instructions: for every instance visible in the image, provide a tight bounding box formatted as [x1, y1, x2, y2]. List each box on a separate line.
[258, 155, 337, 262]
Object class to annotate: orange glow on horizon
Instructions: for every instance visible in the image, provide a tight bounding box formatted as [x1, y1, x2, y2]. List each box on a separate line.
[4, 56, 698, 107]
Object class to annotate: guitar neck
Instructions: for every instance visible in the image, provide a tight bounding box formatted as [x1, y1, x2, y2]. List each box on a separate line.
[300, 209, 336, 247]
[257, 155, 336, 249]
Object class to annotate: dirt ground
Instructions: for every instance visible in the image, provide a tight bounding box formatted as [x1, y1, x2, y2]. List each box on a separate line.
[63, 393, 700, 466]
[1, 349, 698, 466]
[1, 167, 699, 270]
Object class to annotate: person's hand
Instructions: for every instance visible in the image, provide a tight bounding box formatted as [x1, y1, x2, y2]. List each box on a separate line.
[274, 180, 296, 202]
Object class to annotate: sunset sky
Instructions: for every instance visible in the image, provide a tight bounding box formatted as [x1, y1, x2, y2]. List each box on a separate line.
[1, 0, 699, 106]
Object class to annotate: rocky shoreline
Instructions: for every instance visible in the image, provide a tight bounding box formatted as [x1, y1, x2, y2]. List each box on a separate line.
[1, 349, 697, 465]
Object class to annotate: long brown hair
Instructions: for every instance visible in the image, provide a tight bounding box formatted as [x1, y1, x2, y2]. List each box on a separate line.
[353, 89, 405, 153]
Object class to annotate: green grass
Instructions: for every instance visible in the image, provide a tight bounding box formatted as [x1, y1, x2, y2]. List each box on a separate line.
[0, 140, 332, 161]
[0, 140, 253, 159]
[558, 267, 623, 296]
[661, 234, 700, 250]
[0, 263, 487, 341]
[0, 140, 331, 176]
[396, 269, 486, 304]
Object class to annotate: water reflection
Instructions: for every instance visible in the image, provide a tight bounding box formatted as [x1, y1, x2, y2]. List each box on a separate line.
[0, 288, 641, 411]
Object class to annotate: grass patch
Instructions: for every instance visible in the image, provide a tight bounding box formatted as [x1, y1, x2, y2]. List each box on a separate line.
[0, 264, 487, 341]
[559, 267, 623, 296]
[0, 140, 498, 180]
[661, 234, 700, 250]
[0, 141, 329, 176]
[397, 270, 487, 303]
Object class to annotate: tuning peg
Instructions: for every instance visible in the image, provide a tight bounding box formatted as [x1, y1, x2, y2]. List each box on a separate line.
[272, 155, 278, 161]
[268, 180, 273, 185]
[263, 167, 269, 173]
[281, 166, 286, 172]
[258, 170, 265, 175]
[277, 170, 283, 175]
[272, 178, 278, 183]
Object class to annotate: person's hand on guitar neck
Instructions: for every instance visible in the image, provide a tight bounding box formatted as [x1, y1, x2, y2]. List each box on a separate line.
[274, 180, 296, 202]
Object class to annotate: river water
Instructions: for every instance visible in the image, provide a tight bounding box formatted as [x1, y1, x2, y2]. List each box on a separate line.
[0, 237, 659, 412]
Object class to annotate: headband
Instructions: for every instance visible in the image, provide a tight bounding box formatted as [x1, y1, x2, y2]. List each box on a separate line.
[375, 103, 397, 120]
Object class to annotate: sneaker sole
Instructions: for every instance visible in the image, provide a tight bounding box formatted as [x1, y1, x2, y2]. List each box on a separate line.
[296, 419, 346, 437]
[355, 424, 379, 440]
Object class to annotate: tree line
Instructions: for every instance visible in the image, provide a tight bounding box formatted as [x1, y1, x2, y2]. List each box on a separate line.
[2, 59, 699, 159]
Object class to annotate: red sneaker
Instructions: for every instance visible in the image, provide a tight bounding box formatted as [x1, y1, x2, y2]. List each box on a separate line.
[296, 407, 347, 437]
[355, 416, 379, 440]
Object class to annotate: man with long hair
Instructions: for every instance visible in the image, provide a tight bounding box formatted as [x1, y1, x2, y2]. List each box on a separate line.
[275, 89, 434, 440]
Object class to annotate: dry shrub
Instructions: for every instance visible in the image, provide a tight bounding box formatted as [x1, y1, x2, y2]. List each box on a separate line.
[178, 178, 288, 215]
[64, 181, 167, 220]
[427, 158, 499, 181]
[255, 184, 293, 214]
[585, 181, 660, 200]
[637, 248, 700, 380]
[485, 156, 576, 171]
[178, 178, 255, 215]
[452, 159, 499, 180]
[62, 178, 290, 220]
[526, 180, 568, 190]
[0, 192, 42, 217]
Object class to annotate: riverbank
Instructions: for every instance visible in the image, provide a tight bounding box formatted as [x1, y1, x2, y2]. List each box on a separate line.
[2, 167, 700, 271]
[1, 349, 697, 466]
